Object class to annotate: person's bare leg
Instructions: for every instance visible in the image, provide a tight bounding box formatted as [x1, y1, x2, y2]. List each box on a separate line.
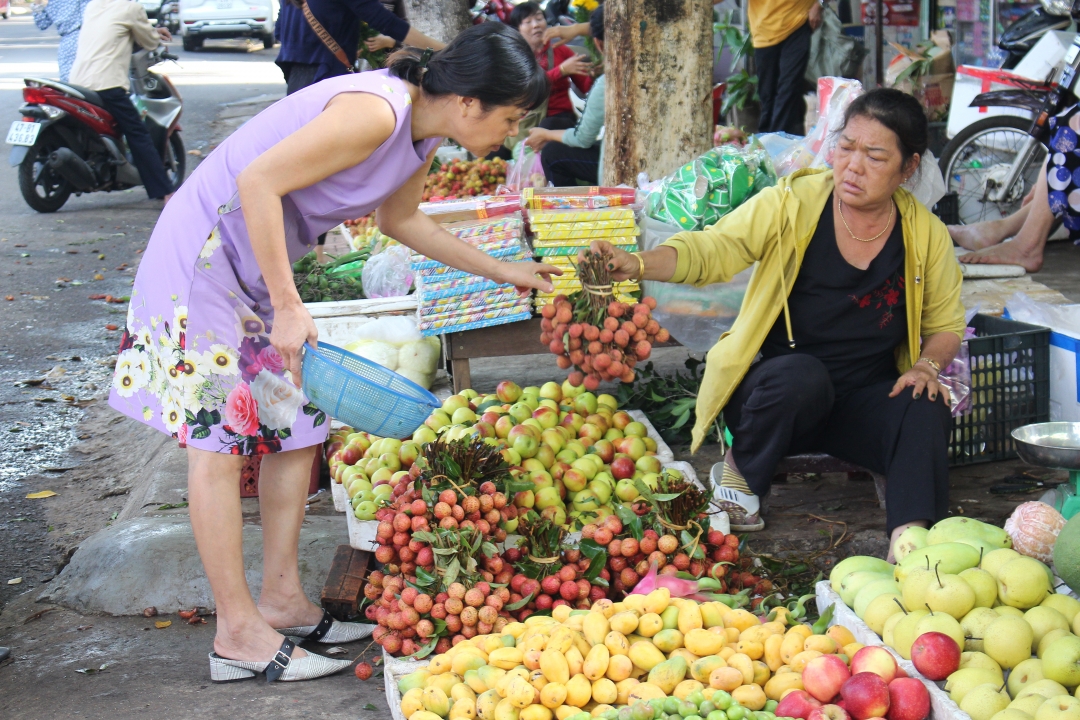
[949, 201, 1030, 251]
[187, 448, 308, 661]
[887, 520, 928, 563]
[959, 166, 1054, 272]
[255, 446, 325, 629]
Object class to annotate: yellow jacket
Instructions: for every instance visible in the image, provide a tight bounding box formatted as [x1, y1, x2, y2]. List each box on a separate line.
[661, 168, 966, 452]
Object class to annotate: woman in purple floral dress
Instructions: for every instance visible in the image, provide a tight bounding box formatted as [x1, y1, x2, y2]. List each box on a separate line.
[109, 24, 556, 683]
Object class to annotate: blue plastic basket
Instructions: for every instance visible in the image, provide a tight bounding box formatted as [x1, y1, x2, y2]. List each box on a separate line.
[301, 342, 440, 438]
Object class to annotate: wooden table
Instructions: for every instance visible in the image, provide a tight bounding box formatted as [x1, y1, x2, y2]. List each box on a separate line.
[443, 317, 679, 393]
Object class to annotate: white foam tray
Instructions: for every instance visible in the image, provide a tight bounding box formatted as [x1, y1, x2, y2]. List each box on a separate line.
[347, 505, 378, 551]
[332, 480, 347, 513]
[384, 649, 430, 720]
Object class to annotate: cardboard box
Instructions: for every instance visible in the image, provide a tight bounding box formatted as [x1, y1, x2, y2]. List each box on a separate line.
[886, 31, 955, 121]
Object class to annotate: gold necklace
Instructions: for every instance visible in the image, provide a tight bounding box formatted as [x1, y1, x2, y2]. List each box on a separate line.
[838, 199, 894, 243]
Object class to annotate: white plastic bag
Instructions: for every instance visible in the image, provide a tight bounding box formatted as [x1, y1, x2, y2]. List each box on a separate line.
[506, 139, 546, 192]
[774, 77, 863, 175]
[902, 151, 947, 209]
[342, 316, 440, 389]
[362, 245, 414, 299]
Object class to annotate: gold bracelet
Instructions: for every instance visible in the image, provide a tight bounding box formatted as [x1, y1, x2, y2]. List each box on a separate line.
[916, 357, 941, 375]
[631, 252, 645, 281]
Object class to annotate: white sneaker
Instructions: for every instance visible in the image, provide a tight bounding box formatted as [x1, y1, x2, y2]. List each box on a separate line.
[709, 462, 765, 531]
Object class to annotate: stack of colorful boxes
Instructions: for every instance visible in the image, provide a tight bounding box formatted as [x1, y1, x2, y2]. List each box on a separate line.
[522, 187, 641, 310]
[412, 198, 533, 336]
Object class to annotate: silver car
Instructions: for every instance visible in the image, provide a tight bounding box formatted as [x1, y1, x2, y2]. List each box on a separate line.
[178, 0, 278, 51]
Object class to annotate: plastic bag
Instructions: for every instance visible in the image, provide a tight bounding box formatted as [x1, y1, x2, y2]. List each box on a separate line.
[643, 138, 777, 232]
[902, 150, 947, 209]
[506, 139, 546, 192]
[774, 77, 863, 176]
[361, 244, 414, 299]
[342, 316, 440, 388]
[938, 306, 980, 417]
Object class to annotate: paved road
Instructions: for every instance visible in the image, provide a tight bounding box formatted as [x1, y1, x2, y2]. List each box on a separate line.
[0, 9, 285, 609]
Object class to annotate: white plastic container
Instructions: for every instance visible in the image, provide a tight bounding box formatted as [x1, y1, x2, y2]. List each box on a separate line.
[384, 649, 430, 720]
[332, 479, 347, 513]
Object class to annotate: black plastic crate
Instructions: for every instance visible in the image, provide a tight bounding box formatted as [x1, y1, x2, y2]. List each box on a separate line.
[949, 314, 1050, 466]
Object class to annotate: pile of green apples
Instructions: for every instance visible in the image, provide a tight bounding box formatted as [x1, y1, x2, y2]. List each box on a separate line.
[413, 378, 664, 531]
[328, 430, 420, 521]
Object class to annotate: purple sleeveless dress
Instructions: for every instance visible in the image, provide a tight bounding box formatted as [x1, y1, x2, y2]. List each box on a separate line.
[109, 70, 442, 454]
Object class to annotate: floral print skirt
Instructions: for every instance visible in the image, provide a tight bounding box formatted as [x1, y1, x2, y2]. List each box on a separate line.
[109, 225, 328, 454]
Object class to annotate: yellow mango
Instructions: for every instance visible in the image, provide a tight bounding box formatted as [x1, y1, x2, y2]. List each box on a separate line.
[626, 634, 649, 647]
[529, 669, 549, 692]
[572, 633, 591, 660]
[540, 649, 570, 684]
[678, 603, 704, 634]
[790, 650, 823, 673]
[504, 623, 527, 638]
[628, 641, 667, 672]
[552, 605, 573, 623]
[686, 628, 726, 657]
[609, 612, 640, 636]
[591, 599, 615, 618]
[464, 669, 486, 695]
[803, 636, 838, 655]
[764, 634, 785, 671]
[430, 674, 464, 698]
[565, 674, 592, 708]
[429, 655, 453, 676]
[423, 687, 452, 717]
[521, 706, 553, 720]
[478, 667, 507, 694]
[691, 655, 728, 684]
[615, 678, 640, 705]
[764, 672, 804, 701]
[505, 676, 535, 710]
[627, 682, 667, 703]
[591, 706, 615, 719]
[523, 634, 547, 653]
[524, 649, 543, 672]
[453, 656, 488, 677]
[827, 626, 857, 647]
[547, 628, 574, 655]
[489, 648, 525, 671]
[604, 631, 630, 657]
[709, 667, 745, 692]
[450, 699, 477, 720]
[727, 653, 754, 684]
[720, 647, 736, 661]
[403, 689, 427, 719]
[726, 610, 759, 632]
[843, 642, 865, 658]
[526, 615, 558, 628]
[565, 647, 584, 677]
[740, 626, 772, 645]
[623, 595, 646, 613]
[775, 665, 797, 675]
[770, 608, 794, 626]
[401, 669, 434, 693]
[725, 628, 741, 644]
[779, 632, 806, 666]
[644, 589, 671, 615]
[554, 707, 578, 720]
[591, 678, 617, 704]
[563, 615, 585, 633]
[453, 685, 478, 703]
[674, 679, 705, 700]
[761, 621, 786, 636]
[583, 612, 610, 647]
[494, 698, 520, 720]
[653, 629, 685, 653]
[483, 636, 506, 654]
[753, 660, 771, 686]
[413, 712, 446, 720]
[637, 613, 664, 638]
[605, 654, 633, 682]
[539, 682, 567, 709]
[736, 640, 764, 660]
[700, 602, 728, 629]
[647, 655, 689, 694]
[732, 684, 768, 710]
[584, 645, 610, 681]
[669, 649, 700, 666]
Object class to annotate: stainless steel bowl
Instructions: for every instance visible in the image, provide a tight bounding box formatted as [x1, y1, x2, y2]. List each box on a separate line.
[1011, 422, 1080, 470]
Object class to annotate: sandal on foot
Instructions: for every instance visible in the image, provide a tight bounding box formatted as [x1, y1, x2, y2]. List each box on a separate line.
[277, 608, 373, 644]
[209, 638, 351, 683]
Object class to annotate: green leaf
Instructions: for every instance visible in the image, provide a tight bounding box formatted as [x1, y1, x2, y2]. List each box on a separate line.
[505, 591, 536, 611]
[579, 539, 609, 582]
[671, 408, 691, 430]
[363, 704, 378, 711]
[411, 531, 438, 544]
[443, 558, 460, 587]
[652, 492, 684, 502]
[614, 504, 644, 541]
[433, 548, 457, 556]
[312, 412, 326, 427]
[481, 542, 498, 558]
[408, 637, 439, 660]
[415, 567, 437, 587]
[185, 410, 198, 424]
[302, 403, 320, 416]
[190, 425, 211, 440]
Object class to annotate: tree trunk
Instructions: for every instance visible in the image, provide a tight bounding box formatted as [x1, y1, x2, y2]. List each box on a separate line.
[402, 0, 471, 44]
[603, 0, 714, 186]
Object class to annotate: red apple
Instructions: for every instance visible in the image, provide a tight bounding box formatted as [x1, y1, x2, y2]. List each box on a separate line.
[610, 456, 636, 481]
[885, 678, 930, 720]
[850, 646, 899, 684]
[807, 705, 852, 720]
[803, 654, 853, 703]
[776, 690, 824, 720]
[497, 381, 522, 403]
[591, 439, 615, 464]
[340, 444, 361, 466]
[909, 632, 960, 682]
[841, 672, 891, 720]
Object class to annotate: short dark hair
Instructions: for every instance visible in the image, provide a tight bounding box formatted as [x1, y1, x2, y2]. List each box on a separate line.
[388, 23, 549, 112]
[508, 1, 543, 30]
[841, 88, 928, 169]
[589, 5, 604, 41]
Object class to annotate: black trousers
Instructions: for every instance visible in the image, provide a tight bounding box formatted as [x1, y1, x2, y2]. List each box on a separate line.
[723, 354, 952, 532]
[754, 21, 812, 135]
[540, 141, 600, 187]
[539, 111, 578, 131]
[99, 87, 173, 199]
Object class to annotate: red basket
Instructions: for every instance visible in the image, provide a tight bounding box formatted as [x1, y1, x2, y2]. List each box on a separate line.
[240, 453, 322, 498]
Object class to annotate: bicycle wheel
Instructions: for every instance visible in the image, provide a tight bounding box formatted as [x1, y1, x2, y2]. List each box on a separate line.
[939, 115, 1047, 226]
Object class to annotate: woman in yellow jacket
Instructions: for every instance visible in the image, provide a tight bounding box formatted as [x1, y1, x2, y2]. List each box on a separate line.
[595, 89, 965, 554]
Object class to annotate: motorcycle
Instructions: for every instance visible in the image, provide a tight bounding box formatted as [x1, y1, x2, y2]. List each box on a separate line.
[938, 0, 1073, 225]
[159, 1, 180, 35]
[6, 46, 185, 213]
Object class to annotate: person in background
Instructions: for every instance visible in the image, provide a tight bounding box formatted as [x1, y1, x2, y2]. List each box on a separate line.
[748, 0, 822, 134]
[508, 1, 592, 132]
[364, 0, 406, 54]
[68, 0, 174, 200]
[32, 0, 92, 82]
[525, 5, 604, 186]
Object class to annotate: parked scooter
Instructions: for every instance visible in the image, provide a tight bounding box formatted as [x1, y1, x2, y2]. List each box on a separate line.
[159, 1, 180, 35]
[939, 0, 1073, 225]
[6, 46, 184, 213]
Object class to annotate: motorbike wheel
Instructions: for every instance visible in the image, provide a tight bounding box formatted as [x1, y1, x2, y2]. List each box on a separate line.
[18, 141, 72, 213]
[163, 131, 187, 192]
[938, 114, 1047, 226]
[182, 35, 203, 51]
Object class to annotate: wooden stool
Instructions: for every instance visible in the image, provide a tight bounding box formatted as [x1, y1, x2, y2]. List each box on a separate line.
[774, 454, 887, 509]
